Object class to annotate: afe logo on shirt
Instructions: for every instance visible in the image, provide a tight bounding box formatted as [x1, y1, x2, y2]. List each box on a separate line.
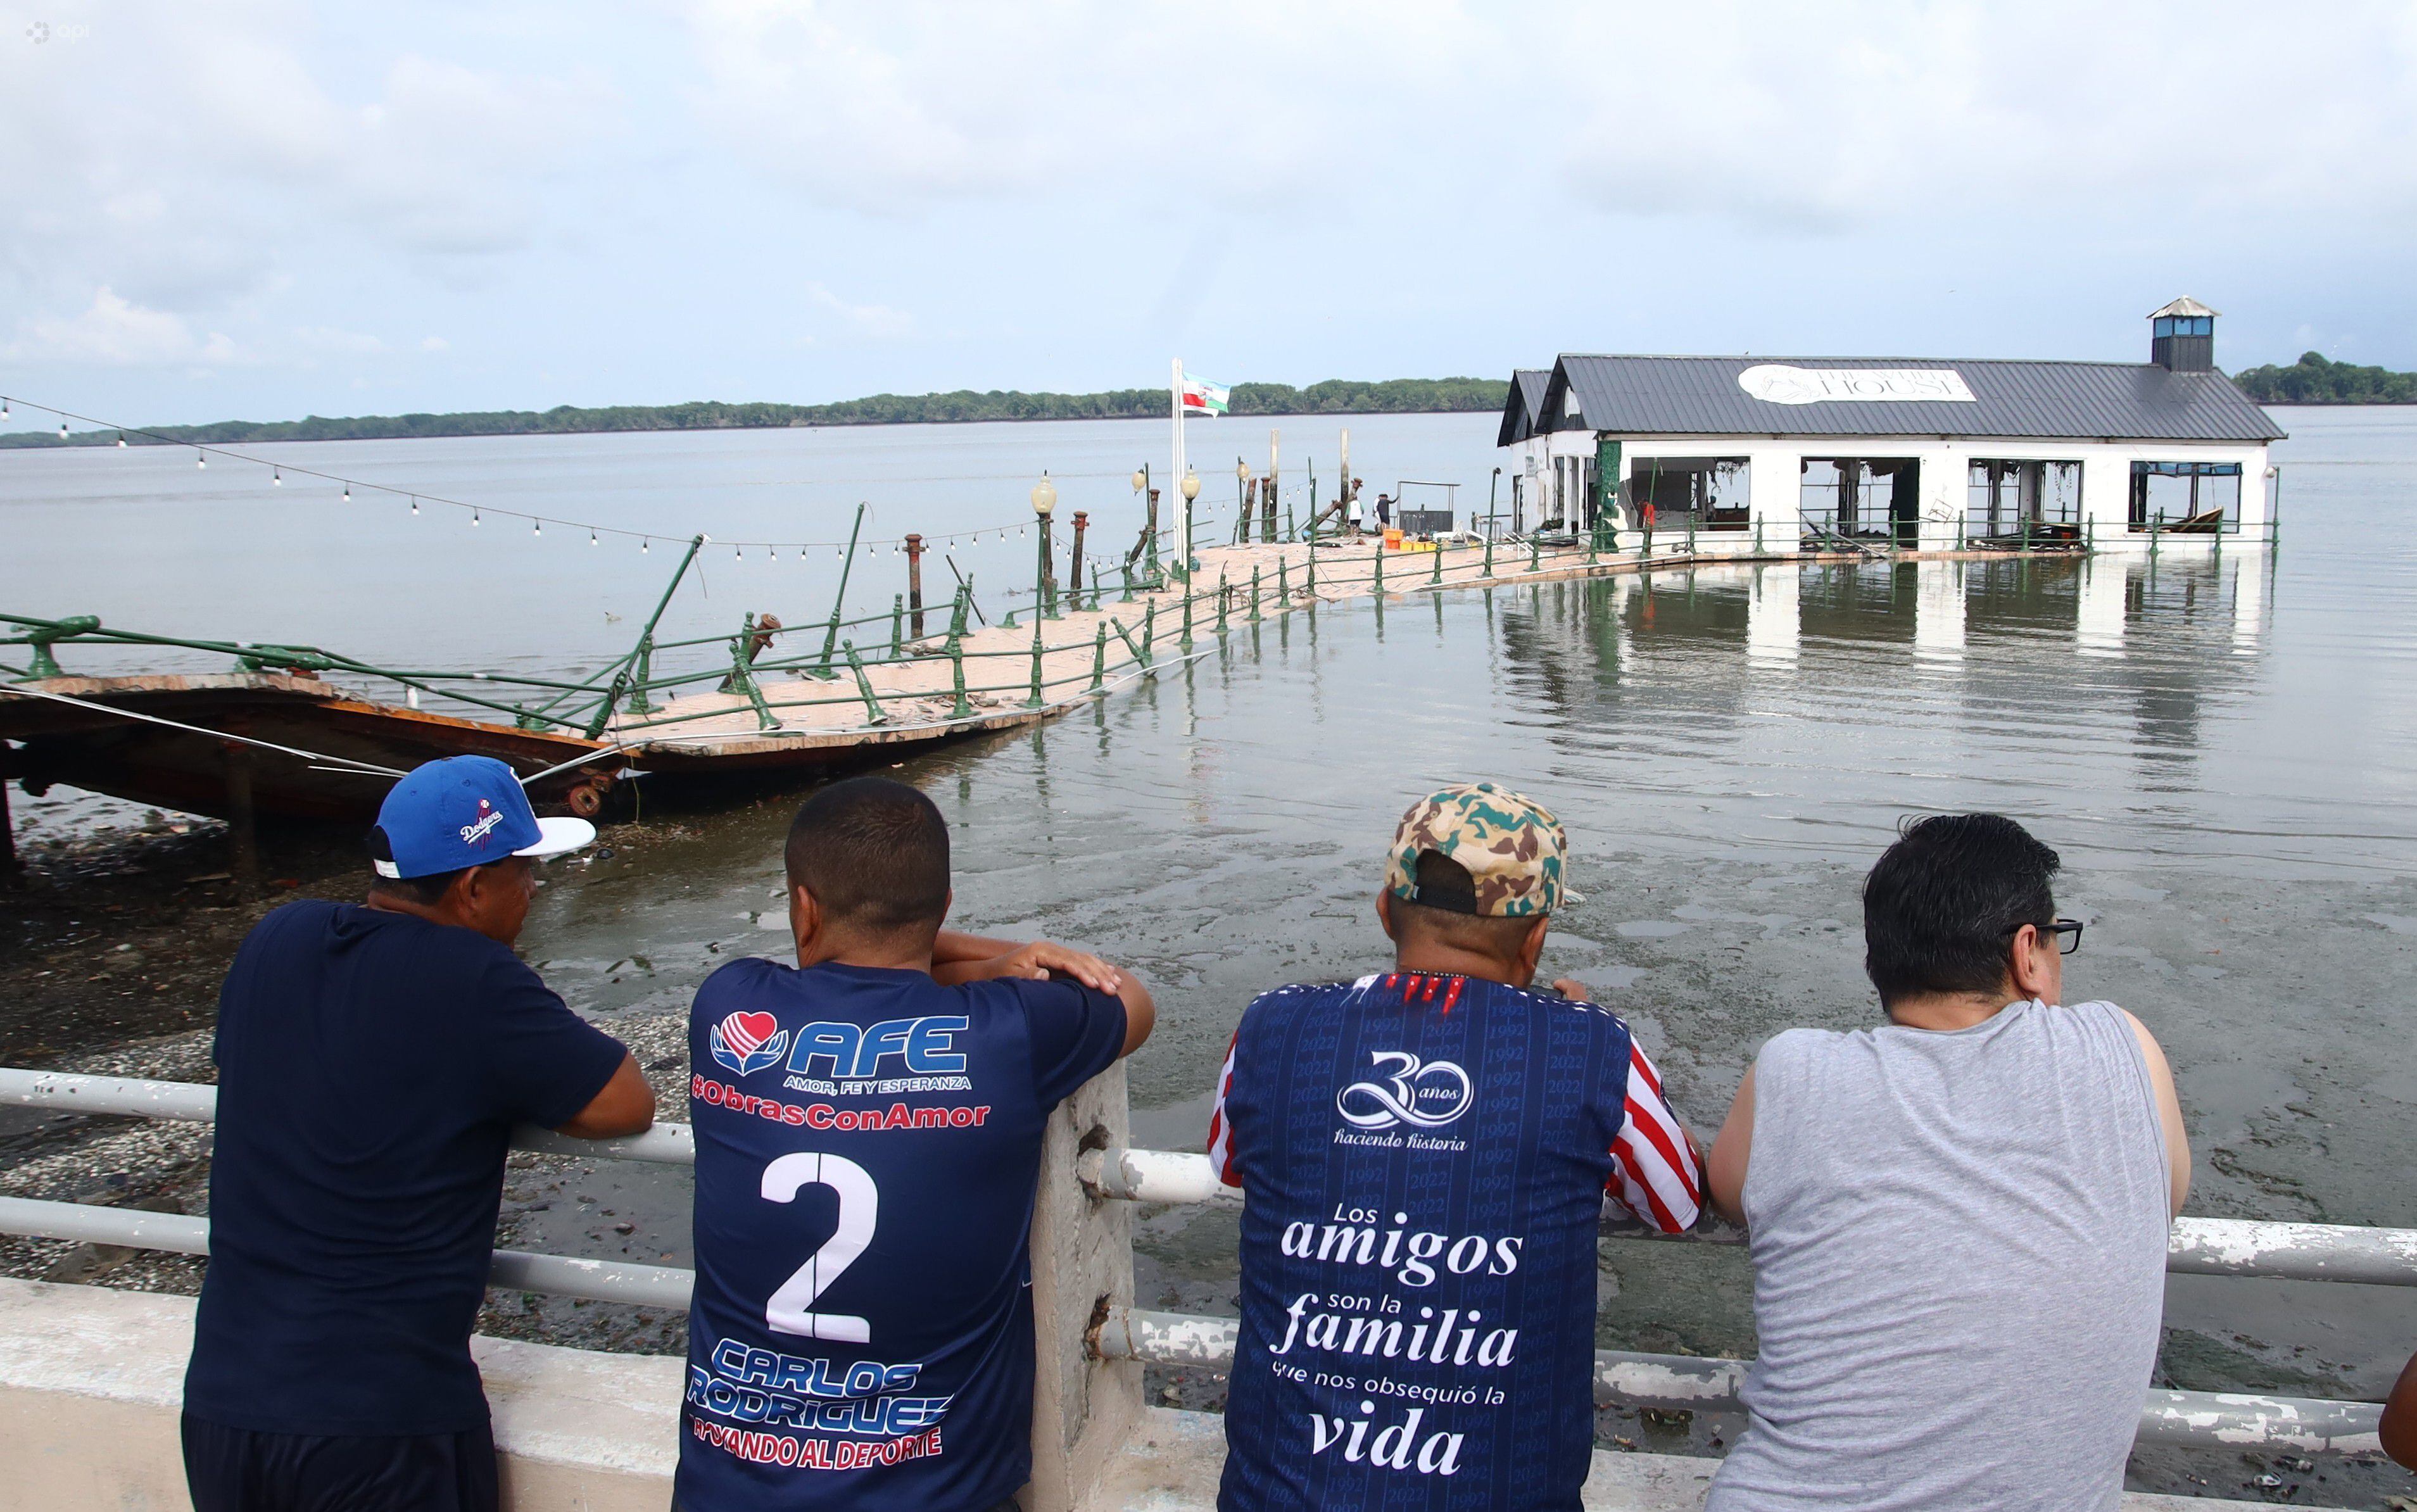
[1336, 1051, 1474, 1131]
[710, 1011, 791, 1077]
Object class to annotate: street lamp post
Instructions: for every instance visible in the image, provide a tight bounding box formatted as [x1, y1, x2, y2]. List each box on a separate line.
[1133, 465, 1159, 584]
[1032, 472, 1059, 619]
[1180, 468, 1202, 579]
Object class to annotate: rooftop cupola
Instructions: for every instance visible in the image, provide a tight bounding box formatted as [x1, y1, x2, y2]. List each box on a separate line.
[2150, 296, 2218, 372]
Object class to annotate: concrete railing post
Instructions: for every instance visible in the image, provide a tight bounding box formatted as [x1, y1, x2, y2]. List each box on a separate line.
[1022, 1061, 1142, 1512]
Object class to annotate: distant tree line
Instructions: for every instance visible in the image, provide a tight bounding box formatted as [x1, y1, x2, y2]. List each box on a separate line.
[2231, 352, 2417, 404]
[0, 377, 1513, 450]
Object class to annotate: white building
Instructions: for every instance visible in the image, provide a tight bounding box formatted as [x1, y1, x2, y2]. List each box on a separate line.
[1498, 299, 2281, 555]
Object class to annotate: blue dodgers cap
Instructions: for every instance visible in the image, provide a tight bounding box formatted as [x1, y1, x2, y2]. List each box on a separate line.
[371, 755, 595, 879]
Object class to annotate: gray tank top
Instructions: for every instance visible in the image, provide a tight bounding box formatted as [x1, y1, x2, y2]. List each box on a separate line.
[1707, 999, 2172, 1512]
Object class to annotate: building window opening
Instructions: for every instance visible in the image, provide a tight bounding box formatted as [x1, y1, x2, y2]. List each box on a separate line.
[2152, 315, 2213, 339]
[1627, 457, 1751, 532]
[2129, 462, 2241, 533]
[1801, 458, 1921, 546]
[1966, 460, 2082, 543]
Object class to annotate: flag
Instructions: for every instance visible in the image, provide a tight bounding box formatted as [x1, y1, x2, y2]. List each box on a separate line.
[1180, 374, 1230, 417]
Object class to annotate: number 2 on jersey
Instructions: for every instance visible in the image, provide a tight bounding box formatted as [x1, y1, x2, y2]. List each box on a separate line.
[760, 1152, 877, 1342]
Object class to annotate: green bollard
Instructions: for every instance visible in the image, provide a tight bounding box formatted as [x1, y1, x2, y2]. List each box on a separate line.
[1248, 565, 1263, 622]
[1430, 539, 1444, 586]
[1278, 555, 1291, 604]
[1143, 601, 1156, 660]
[1306, 548, 1317, 598]
[1373, 543, 1385, 595]
[889, 594, 904, 658]
[1089, 624, 1107, 692]
[1216, 571, 1230, 635]
[1025, 619, 1044, 708]
[1181, 587, 1196, 652]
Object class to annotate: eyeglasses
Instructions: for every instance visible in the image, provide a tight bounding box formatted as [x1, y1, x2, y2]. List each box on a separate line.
[2005, 919, 2085, 955]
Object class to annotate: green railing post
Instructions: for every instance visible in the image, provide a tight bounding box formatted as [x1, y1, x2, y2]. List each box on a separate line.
[2150, 510, 2162, 561]
[2022, 518, 2033, 555]
[1481, 527, 1493, 579]
[727, 633, 777, 731]
[1089, 623, 1108, 692]
[1119, 561, 1137, 604]
[1305, 545, 1317, 598]
[1686, 515, 1697, 557]
[1754, 517, 1764, 556]
[814, 503, 869, 679]
[1109, 615, 1151, 672]
[945, 582, 970, 657]
[1278, 554, 1291, 603]
[1142, 601, 1156, 661]
[1180, 587, 1196, 653]
[1247, 565, 1263, 623]
[1430, 539, 1444, 586]
[949, 639, 972, 718]
[841, 641, 888, 726]
[1216, 570, 1230, 635]
[1529, 536, 1541, 574]
[889, 594, 904, 659]
[2085, 516, 2095, 555]
[622, 533, 705, 714]
[1373, 545, 1385, 595]
[1025, 618, 1045, 708]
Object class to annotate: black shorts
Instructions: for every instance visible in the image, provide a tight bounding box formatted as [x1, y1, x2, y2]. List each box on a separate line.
[181, 1413, 499, 1512]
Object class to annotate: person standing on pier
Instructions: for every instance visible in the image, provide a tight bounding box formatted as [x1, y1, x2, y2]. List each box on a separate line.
[1702, 813, 2192, 1512]
[182, 755, 657, 1512]
[1208, 784, 1703, 1511]
[677, 776, 1154, 1512]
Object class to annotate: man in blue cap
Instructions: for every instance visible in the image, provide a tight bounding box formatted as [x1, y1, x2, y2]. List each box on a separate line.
[182, 755, 657, 1512]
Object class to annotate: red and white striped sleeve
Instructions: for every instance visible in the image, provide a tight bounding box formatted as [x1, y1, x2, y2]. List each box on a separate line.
[1607, 1039, 1703, 1233]
[1204, 1028, 1242, 1187]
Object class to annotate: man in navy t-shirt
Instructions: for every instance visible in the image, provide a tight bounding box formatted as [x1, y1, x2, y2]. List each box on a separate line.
[680, 776, 1155, 1512]
[1208, 784, 1703, 1511]
[183, 757, 657, 1512]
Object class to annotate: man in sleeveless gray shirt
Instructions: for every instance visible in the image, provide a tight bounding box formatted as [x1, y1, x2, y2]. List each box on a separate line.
[1703, 814, 2191, 1512]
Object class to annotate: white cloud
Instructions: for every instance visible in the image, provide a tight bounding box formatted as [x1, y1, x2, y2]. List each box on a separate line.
[806, 282, 913, 339]
[3, 287, 247, 367]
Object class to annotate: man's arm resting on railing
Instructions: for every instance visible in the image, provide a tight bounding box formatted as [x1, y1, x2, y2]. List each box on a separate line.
[553, 1052, 656, 1140]
[930, 932, 1155, 1057]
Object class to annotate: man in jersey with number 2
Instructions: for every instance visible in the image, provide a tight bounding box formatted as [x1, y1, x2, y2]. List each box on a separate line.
[1209, 784, 1703, 1511]
[679, 777, 1155, 1511]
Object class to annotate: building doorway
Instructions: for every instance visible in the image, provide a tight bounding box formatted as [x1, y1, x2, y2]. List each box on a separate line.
[1802, 458, 1921, 546]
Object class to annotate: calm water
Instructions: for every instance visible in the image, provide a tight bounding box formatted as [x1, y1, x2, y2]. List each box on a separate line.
[8, 407, 2416, 1494]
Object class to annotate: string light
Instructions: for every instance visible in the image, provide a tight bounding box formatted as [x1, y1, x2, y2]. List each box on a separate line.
[2, 400, 9, 417]
[641, 538, 650, 553]
[589, 531, 598, 546]
[410, 496, 419, 516]
[342, 484, 351, 502]
[532, 519, 542, 537]
[472, 509, 481, 526]
[115, 433, 126, 448]
[272, 468, 281, 485]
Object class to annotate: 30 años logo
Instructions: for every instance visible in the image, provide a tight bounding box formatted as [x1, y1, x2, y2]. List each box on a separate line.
[1336, 1051, 1473, 1131]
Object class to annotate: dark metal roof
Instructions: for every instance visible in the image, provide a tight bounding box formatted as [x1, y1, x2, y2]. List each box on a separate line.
[1537, 355, 2285, 443]
[1496, 369, 1553, 447]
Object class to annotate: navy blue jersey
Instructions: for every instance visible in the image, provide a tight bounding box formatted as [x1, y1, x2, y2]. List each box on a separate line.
[1208, 973, 1701, 1512]
[679, 957, 1126, 1512]
[188, 901, 627, 1435]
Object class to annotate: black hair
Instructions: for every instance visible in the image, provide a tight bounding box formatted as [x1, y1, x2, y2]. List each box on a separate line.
[1863, 814, 2059, 1007]
[784, 776, 950, 933]
[1392, 851, 1540, 959]
[365, 826, 469, 905]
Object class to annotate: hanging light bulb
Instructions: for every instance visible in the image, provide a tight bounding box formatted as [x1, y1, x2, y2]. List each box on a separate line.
[410, 496, 420, 516]
[343, 484, 351, 502]
[61, 422, 72, 439]
[116, 433, 126, 448]
[735, 545, 743, 560]
[642, 538, 650, 553]
[590, 531, 598, 547]
[472, 509, 482, 526]
[2, 400, 9, 417]
[272, 468, 281, 485]
[191, 448, 203, 465]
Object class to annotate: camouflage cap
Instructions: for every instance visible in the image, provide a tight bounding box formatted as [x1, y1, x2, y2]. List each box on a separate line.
[1385, 783, 1568, 918]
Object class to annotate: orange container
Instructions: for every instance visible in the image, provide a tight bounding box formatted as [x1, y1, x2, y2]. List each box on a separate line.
[1383, 527, 1405, 550]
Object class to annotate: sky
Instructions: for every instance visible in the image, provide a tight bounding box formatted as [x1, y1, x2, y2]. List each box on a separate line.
[1, 0, 2414, 429]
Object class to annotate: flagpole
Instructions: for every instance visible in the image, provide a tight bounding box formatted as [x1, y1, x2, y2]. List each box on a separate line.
[1171, 356, 1188, 583]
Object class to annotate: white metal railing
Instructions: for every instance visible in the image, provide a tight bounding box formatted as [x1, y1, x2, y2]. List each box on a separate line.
[2, 1067, 2400, 1458]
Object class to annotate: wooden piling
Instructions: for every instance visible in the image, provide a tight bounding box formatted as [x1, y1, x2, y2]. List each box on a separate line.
[1070, 513, 1089, 612]
[905, 534, 926, 638]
